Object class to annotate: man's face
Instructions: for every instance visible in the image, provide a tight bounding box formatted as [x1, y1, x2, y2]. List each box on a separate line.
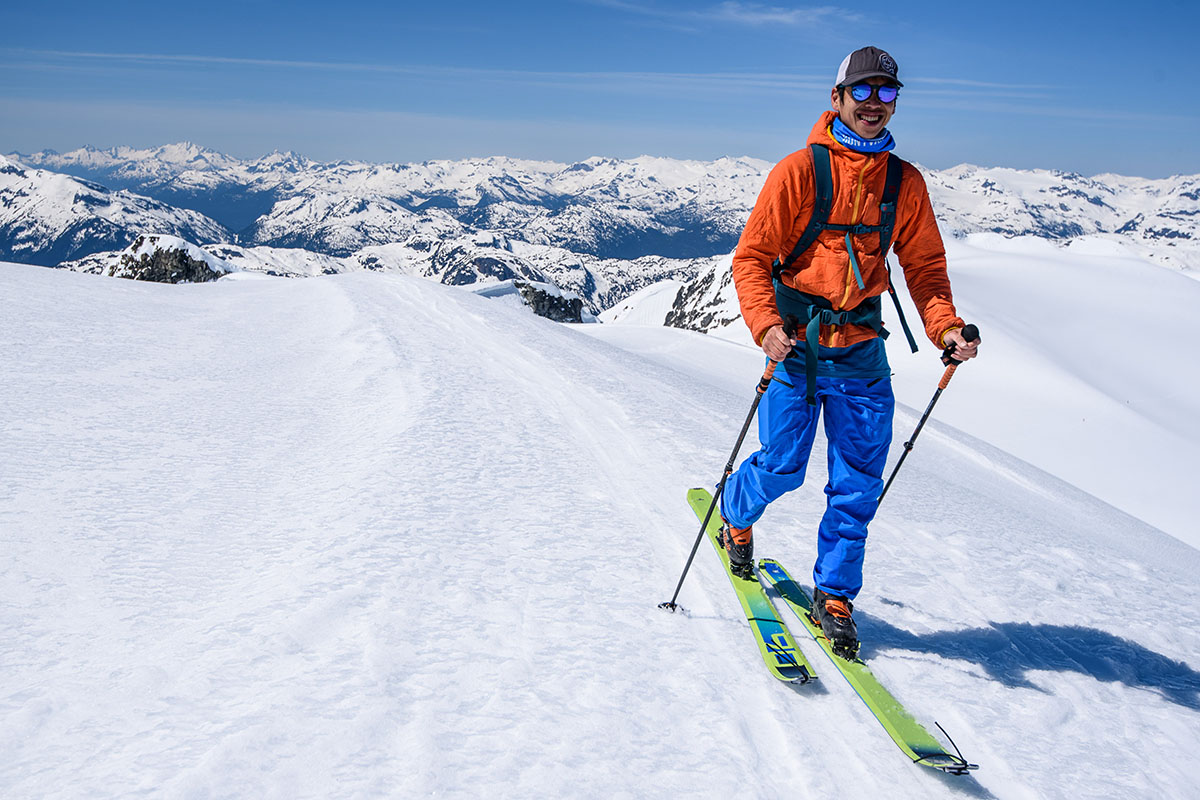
[831, 77, 896, 140]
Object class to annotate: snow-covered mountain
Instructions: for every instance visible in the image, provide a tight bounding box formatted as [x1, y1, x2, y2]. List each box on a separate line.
[12, 142, 1200, 274]
[924, 164, 1200, 273]
[2, 255, 1198, 798]
[14, 143, 307, 232]
[13, 146, 756, 261]
[6, 143, 1199, 321]
[0, 154, 231, 266]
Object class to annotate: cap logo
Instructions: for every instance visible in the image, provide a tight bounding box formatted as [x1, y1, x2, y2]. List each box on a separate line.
[879, 53, 897, 76]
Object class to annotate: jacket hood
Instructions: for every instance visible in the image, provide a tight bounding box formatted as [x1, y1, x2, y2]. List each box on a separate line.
[807, 110, 842, 149]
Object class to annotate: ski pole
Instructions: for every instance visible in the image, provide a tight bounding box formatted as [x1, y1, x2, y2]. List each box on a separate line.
[877, 323, 979, 506]
[659, 318, 798, 612]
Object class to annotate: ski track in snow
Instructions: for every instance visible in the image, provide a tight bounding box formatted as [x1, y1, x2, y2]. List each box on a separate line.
[2, 263, 1199, 799]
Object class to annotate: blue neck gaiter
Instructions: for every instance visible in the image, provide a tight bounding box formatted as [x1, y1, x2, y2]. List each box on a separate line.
[831, 116, 895, 153]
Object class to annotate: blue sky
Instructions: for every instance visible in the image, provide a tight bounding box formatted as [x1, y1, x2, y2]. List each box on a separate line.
[1, 1, 1195, 176]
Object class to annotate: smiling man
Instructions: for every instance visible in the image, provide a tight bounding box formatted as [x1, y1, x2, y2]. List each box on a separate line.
[717, 46, 979, 659]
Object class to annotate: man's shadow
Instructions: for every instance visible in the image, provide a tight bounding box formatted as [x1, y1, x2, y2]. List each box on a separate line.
[857, 606, 1200, 710]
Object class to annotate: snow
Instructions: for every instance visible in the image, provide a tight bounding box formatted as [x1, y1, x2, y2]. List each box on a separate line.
[202, 243, 348, 278]
[2, 260, 1199, 799]
[597, 278, 683, 325]
[641, 233, 1200, 549]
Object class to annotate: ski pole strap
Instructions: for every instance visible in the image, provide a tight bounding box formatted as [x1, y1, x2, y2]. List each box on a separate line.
[774, 279, 887, 406]
[887, 277, 920, 354]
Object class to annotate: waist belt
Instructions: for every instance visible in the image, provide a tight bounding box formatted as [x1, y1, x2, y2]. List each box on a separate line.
[774, 279, 888, 406]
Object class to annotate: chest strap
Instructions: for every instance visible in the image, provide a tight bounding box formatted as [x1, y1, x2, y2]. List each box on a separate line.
[768, 144, 919, 394]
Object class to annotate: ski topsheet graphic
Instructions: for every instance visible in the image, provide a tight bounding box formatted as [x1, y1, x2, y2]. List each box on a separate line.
[687, 487, 815, 684]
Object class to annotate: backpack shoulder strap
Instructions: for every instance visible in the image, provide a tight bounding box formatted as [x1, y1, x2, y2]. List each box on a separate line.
[877, 153, 903, 255]
[877, 154, 919, 353]
[771, 144, 833, 282]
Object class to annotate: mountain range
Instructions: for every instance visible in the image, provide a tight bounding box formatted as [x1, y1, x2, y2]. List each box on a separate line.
[3, 142, 1198, 316]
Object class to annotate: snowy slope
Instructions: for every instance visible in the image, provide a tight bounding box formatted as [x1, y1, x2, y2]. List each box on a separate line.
[2, 263, 1199, 799]
[635, 233, 1200, 547]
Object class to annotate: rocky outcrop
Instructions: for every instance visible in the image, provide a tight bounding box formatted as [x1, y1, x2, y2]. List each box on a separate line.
[513, 280, 585, 323]
[105, 234, 233, 283]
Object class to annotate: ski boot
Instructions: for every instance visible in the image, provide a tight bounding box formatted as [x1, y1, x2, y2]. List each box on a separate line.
[718, 523, 754, 579]
[811, 587, 860, 660]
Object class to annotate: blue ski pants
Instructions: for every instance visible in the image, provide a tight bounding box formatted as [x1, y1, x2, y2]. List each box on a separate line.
[720, 372, 894, 600]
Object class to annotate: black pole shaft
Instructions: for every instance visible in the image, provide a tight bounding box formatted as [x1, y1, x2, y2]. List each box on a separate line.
[877, 323, 979, 507]
[877, 386, 944, 505]
[659, 362, 777, 611]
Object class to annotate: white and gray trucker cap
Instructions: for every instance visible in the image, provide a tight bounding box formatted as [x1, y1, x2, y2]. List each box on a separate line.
[835, 46, 903, 87]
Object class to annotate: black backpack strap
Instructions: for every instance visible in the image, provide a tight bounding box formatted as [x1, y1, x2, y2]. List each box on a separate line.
[878, 154, 919, 354]
[771, 144, 833, 282]
[877, 153, 902, 254]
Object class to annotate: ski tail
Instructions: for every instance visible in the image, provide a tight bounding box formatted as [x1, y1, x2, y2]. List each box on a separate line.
[759, 558, 978, 774]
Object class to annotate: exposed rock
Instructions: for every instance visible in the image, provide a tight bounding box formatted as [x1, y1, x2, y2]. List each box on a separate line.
[473, 279, 588, 323]
[514, 280, 585, 323]
[107, 234, 231, 283]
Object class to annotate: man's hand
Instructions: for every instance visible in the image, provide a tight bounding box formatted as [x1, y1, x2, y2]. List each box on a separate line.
[943, 327, 980, 361]
[761, 324, 797, 361]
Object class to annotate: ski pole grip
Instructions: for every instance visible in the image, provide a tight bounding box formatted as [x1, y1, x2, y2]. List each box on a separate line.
[756, 315, 799, 393]
[937, 363, 957, 390]
[940, 323, 980, 366]
[783, 314, 800, 340]
[782, 314, 800, 361]
[938, 324, 979, 389]
[758, 360, 777, 394]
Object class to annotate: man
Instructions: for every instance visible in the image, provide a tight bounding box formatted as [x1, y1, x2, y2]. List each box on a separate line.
[719, 46, 979, 658]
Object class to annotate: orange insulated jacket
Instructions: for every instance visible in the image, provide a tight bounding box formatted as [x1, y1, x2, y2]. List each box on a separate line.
[733, 110, 964, 349]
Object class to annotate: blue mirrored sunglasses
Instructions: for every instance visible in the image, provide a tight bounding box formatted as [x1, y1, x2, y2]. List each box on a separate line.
[848, 83, 899, 103]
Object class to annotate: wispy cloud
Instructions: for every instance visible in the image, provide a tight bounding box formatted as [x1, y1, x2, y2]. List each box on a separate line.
[5, 48, 413, 74]
[704, 2, 847, 26]
[912, 77, 1057, 91]
[583, 0, 853, 28]
[1, 48, 831, 95]
[1, 48, 1059, 106]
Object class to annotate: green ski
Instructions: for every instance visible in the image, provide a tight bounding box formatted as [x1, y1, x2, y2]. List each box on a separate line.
[687, 488, 815, 684]
[758, 558, 978, 774]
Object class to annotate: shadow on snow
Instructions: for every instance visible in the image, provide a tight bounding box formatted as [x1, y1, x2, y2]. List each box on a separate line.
[857, 615, 1200, 711]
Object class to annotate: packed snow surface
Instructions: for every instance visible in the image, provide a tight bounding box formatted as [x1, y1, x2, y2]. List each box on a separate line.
[2, 262, 1199, 799]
